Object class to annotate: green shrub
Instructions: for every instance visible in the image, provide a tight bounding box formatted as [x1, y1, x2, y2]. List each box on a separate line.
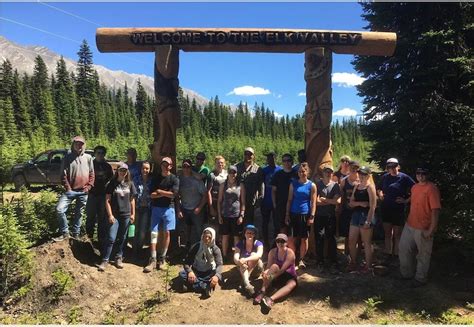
[0, 205, 34, 304]
[51, 267, 74, 300]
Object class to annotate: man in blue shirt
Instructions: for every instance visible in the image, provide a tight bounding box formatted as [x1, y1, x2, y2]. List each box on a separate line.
[261, 151, 282, 247]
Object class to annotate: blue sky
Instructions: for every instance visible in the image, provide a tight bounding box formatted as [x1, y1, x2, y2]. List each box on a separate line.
[1, 2, 368, 119]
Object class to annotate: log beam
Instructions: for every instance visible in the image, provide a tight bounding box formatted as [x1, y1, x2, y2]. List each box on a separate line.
[96, 27, 396, 56]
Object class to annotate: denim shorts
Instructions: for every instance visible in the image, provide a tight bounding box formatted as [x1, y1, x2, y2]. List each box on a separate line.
[351, 210, 376, 227]
[151, 206, 176, 232]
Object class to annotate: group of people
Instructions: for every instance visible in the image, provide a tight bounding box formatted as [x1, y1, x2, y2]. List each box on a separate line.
[54, 135, 441, 309]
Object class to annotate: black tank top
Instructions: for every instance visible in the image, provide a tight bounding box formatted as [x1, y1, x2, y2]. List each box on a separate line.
[342, 177, 355, 210]
[353, 187, 370, 212]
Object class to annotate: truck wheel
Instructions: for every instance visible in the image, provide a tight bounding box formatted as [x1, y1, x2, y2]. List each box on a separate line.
[13, 175, 27, 191]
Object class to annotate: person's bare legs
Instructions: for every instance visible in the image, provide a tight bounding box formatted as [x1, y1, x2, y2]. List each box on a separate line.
[261, 264, 280, 294]
[383, 222, 393, 255]
[287, 237, 297, 255]
[299, 237, 308, 261]
[348, 226, 360, 265]
[221, 234, 230, 257]
[360, 228, 373, 268]
[393, 225, 403, 256]
[269, 279, 297, 302]
[157, 230, 170, 262]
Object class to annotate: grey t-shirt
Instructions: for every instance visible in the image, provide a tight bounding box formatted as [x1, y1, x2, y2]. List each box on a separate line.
[222, 181, 241, 218]
[208, 170, 228, 204]
[179, 175, 206, 210]
[316, 180, 341, 217]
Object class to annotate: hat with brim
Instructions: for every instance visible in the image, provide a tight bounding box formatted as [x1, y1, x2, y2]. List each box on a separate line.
[228, 165, 238, 173]
[72, 136, 85, 144]
[416, 167, 429, 174]
[321, 164, 334, 172]
[349, 160, 360, 167]
[275, 233, 288, 242]
[358, 166, 372, 175]
[182, 159, 192, 167]
[244, 147, 255, 155]
[118, 162, 128, 170]
[161, 157, 173, 165]
[244, 224, 258, 234]
[386, 158, 399, 165]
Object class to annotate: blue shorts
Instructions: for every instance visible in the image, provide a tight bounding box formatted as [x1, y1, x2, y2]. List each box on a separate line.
[351, 210, 376, 228]
[151, 206, 176, 232]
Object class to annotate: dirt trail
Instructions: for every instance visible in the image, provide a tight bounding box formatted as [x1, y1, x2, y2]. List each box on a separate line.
[1, 238, 473, 324]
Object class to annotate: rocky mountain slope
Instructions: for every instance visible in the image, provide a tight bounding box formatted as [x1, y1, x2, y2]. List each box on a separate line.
[0, 35, 209, 107]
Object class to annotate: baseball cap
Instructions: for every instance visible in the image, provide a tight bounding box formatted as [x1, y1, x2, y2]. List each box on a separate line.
[228, 165, 238, 173]
[244, 147, 255, 155]
[321, 164, 334, 172]
[72, 136, 85, 144]
[416, 167, 429, 174]
[386, 158, 399, 166]
[118, 162, 128, 170]
[349, 160, 360, 167]
[182, 159, 192, 167]
[275, 233, 288, 242]
[358, 166, 372, 175]
[161, 157, 173, 165]
[244, 224, 258, 234]
[340, 155, 351, 162]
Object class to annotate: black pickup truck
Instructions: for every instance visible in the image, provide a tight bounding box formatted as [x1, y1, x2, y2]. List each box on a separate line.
[11, 149, 120, 191]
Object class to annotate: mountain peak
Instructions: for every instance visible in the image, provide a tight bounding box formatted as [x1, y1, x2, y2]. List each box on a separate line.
[0, 36, 209, 107]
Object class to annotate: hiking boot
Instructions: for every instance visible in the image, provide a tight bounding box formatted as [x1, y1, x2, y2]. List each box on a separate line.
[410, 279, 427, 288]
[98, 261, 108, 272]
[347, 262, 358, 273]
[262, 296, 274, 310]
[203, 284, 213, 298]
[115, 257, 124, 269]
[298, 259, 307, 270]
[143, 258, 157, 273]
[53, 233, 70, 242]
[253, 292, 264, 305]
[157, 259, 168, 270]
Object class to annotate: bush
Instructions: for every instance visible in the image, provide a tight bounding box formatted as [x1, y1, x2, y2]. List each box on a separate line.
[51, 267, 74, 300]
[0, 205, 34, 304]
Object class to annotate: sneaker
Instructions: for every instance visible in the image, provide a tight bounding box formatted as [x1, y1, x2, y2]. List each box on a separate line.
[71, 233, 80, 240]
[410, 279, 427, 288]
[115, 257, 124, 269]
[203, 284, 213, 298]
[347, 262, 358, 273]
[262, 296, 274, 310]
[143, 258, 157, 273]
[298, 259, 307, 269]
[157, 259, 168, 270]
[98, 261, 108, 272]
[53, 233, 70, 242]
[359, 265, 373, 275]
[245, 284, 255, 296]
[253, 292, 264, 305]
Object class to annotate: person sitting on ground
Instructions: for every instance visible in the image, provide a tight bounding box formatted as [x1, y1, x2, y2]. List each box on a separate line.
[179, 227, 223, 298]
[254, 233, 297, 311]
[233, 224, 264, 296]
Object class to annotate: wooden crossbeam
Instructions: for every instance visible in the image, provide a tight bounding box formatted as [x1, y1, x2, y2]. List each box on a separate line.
[96, 28, 396, 56]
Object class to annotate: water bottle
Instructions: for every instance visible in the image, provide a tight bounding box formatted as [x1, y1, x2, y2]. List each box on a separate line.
[128, 223, 135, 238]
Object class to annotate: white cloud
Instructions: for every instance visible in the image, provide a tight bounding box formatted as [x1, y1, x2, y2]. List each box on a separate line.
[275, 94, 282, 99]
[274, 112, 283, 118]
[226, 85, 271, 96]
[298, 92, 306, 96]
[333, 108, 358, 116]
[332, 72, 365, 88]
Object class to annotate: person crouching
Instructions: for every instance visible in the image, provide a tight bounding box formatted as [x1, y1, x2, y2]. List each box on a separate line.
[179, 227, 223, 298]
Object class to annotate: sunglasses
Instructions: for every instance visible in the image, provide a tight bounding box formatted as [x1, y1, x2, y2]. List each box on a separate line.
[118, 168, 128, 172]
[95, 151, 105, 155]
[387, 165, 398, 169]
[358, 173, 368, 177]
[276, 239, 286, 244]
[244, 152, 253, 156]
[228, 171, 237, 174]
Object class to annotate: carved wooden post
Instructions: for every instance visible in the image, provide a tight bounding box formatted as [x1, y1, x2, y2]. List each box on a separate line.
[304, 47, 333, 179]
[152, 45, 181, 170]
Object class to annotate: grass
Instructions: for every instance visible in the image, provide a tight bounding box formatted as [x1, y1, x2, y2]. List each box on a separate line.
[361, 296, 383, 319]
[51, 268, 74, 300]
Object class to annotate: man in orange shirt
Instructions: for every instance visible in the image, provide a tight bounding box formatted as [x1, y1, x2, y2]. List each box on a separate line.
[399, 167, 441, 287]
